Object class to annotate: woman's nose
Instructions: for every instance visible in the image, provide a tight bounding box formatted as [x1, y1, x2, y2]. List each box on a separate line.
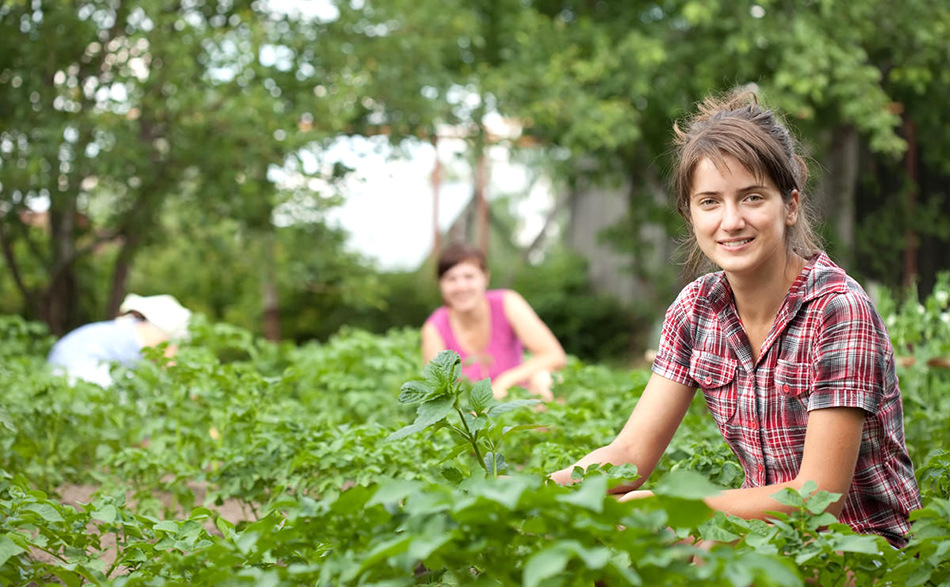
[721, 202, 745, 231]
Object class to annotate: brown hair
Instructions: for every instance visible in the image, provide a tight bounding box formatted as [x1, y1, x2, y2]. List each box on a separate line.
[672, 88, 822, 274]
[436, 242, 487, 279]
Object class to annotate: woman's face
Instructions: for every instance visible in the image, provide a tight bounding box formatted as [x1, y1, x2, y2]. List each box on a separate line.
[439, 260, 489, 312]
[689, 154, 799, 279]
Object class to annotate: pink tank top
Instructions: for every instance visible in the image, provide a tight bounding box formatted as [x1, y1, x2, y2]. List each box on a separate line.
[426, 289, 524, 382]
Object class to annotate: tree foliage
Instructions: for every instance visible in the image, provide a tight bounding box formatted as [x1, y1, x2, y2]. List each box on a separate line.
[2, 0, 948, 340]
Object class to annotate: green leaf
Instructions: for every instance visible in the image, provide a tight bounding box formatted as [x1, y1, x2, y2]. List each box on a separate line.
[188, 507, 214, 520]
[236, 530, 259, 555]
[440, 466, 465, 485]
[770, 487, 805, 508]
[699, 523, 741, 543]
[386, 396, 455, 441]
[556, 474, 607, 513]
[425, 350, 461, 387]
[830, 534, 881, 554]
[23, 503, 64, 523]
[804, 490, 842, 515]
[49, 567, 83, 587]
[367, 479, 423, 507]
[92, 505, 117, 524]
[0, 534, 26, 567]
[357, 535, 413, 572]
[408, 532, 451, 560]
[487, 399, 539, 416]
[650, 496, 712, 529]
[654, 469, 722, 499]
[386, 420, 430, 441]
[522, 541, 610, 586]
[463, 410, 490, 434]
[484, 452, 507, 475]
[469, 378, 493, 412]
[571, 544, 610, 569]
[437, 441, 472, 464]
[215, 516, 236, 538]
[0, 408, 15, 432]
[398, 380, 436, 404]
[470, 476, 532, 510]
[415, 396, 456, 426]
[499, 423, 543, 440]
[154, 520, 179, 533]
[800, 479, 818, 496]
[523, 545, 572, 587]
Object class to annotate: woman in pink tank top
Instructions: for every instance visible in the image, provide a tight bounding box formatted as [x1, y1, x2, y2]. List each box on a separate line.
[422, 243, 566, 400]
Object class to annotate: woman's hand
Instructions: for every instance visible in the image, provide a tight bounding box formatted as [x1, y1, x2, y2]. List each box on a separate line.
[617, 489, 654, 502]
[548, 466, 578, 486]
[492, 375, 514, 399]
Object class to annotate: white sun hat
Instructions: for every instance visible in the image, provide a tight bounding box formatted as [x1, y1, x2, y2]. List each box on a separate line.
[119, 293, 193, 341]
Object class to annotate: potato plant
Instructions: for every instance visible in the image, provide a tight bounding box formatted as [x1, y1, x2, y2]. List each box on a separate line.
[1, 284, 949, 585]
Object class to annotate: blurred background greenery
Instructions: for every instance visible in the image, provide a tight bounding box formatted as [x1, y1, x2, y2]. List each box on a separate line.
[1, 0, 948, 364]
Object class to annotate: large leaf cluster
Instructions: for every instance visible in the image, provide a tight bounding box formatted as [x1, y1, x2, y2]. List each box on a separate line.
[1, 313, 950, 583]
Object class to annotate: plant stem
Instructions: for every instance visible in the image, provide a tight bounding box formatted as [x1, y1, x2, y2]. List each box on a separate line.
[455, 406, 485, 471]
[33, 544, 69, 563]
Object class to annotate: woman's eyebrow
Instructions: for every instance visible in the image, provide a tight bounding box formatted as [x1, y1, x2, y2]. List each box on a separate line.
[692, 184, 769, 197]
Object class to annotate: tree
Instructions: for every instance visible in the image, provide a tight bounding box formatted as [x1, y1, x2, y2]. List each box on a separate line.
[0, 0, 356, 333]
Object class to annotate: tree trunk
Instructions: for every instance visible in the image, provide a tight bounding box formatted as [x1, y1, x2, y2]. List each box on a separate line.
[475, 142, 490, 257]
[107, 235, 139, 319]
[431, 134, 442, 258]
[261, 232, 281, 341]
[902, 117, 918, 289]
[817, 125, 859, 268]
[45, 197, 80, 335]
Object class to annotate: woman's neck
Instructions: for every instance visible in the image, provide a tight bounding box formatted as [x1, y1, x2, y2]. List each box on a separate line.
[728, 253, 805, 325]
[449, 296, 489, 325]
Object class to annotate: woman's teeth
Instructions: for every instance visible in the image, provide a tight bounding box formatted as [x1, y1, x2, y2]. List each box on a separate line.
[721, 239, 751, 248]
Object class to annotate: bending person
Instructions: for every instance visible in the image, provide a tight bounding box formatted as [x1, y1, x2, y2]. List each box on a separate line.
[47, 293, 192, 387]
[422, 243, 566, 400]
[550, 89, 920, 548]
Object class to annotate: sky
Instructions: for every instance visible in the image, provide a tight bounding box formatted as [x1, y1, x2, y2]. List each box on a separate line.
[313, 133, 555, 271]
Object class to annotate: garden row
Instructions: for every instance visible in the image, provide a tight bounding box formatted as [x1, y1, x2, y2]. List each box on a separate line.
[2, 279, 950, 585]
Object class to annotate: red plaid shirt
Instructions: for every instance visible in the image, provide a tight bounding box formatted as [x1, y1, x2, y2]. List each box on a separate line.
[653, 252, 921, 547]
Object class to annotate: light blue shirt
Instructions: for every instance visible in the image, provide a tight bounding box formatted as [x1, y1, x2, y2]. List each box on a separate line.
[47, 319, 143, 385]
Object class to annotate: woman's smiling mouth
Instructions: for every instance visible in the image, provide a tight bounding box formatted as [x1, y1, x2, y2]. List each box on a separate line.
[719, 238, 753, 249]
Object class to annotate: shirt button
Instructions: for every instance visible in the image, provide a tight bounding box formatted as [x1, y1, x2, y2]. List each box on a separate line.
[782, 383, 790, 393]
[757, 463, 764, 473]
[704, 375, 713, 385]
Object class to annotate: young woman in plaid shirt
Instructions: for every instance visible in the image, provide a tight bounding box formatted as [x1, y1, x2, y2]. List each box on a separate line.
[551, 89, 920, 547]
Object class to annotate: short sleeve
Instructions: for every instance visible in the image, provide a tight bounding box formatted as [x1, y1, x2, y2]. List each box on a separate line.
[651, 284, 699, 387]
[810, 291, 892, 414]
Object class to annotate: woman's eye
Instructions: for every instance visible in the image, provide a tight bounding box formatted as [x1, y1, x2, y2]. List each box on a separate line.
[746, 193, 763, 202]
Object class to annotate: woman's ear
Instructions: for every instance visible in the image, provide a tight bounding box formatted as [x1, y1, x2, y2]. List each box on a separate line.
[785, 190, 801, 225]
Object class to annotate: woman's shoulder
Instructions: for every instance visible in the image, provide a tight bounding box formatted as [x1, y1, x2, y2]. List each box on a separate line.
[671, 271, 729, 309]
[486, 288, 512, 301]
[804, 252, 875, 306]
[424, 304, 450, 327]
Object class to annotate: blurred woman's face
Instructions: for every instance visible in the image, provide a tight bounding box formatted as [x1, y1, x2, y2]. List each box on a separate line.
[439, 260, 489, 312]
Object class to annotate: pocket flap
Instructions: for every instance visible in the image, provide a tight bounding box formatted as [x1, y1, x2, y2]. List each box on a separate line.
[689, 350, 738, 389]
[775, 359, 811, 397]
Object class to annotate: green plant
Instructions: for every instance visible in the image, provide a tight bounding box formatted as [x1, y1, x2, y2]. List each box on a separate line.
[389, 350, 542, 478]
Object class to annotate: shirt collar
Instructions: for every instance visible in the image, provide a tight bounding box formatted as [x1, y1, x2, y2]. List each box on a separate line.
[799, 251, 849, 302]
[701, 251, 848, 319]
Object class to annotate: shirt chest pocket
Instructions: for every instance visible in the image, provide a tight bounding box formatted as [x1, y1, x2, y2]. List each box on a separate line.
[689, 351, 738, 425]
[774, 359, 812, 413]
